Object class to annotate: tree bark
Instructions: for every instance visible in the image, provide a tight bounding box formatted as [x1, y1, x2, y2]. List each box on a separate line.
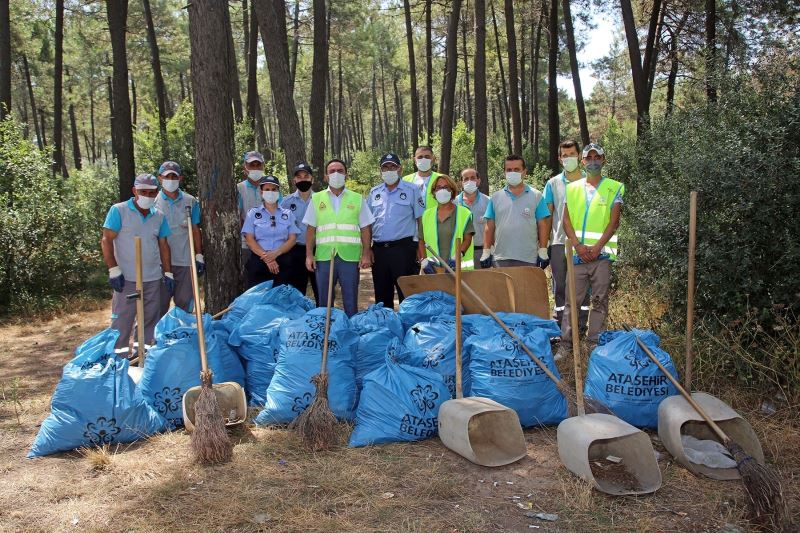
[490, 0, 511, 152]
[530, 4, 542, 160]
[106, 76, 114, 157]
[246, 2, 267, 149]
[461, 3, 473, 130]
[504, 0, 523, 155]
[53, 0, 66, 176]
[69, 103, 82, 170]
[22, 55, 43, 150]
[188, 0, 241, 311]
[142, 0, 169, 158]
[705, 0, 716, 102]
[106, 1, 136, 200]
[621, 0, 661, 135]
[38, 107, 47, 147]
[289, 0, 300, 90]
[310, 0, 328, 179]
[473, 0, 488, 193]
[546, 0, 559, 172]
[89, 77, 97, 161]
[438, 0, 463, 174]
[561, 0, 589, 145]
[520, 12, 527, 140]
[425, 0, 434, 144]
[403, 0, 420, 147]
[0, 0, 10, 120]
[223, 2, 244, 123]
[131, 76, 137, 125]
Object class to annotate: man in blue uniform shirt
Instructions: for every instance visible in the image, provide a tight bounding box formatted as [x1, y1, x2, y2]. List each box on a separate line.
[281, 162, 319, 303]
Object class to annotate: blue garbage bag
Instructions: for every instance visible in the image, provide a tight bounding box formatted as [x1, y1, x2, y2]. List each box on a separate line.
[401, 316, 469, 398]
[398, 291, 459, 330]
[139, 315, 246, 429]
[230, 315, 289, 406]
[584, 328, 679, 428]
[349, 339, 451, 447]
[154, 306, 198, 340]
[465, 312, 561, 338]
[228, 285, 314, 346]
[216, 280, 274, 335]
[351, 303, 405, 337]
[351, 304, 405, 390]
[467, 326, 567, 427]
[255, 308, 359, 425]
[29, 329, 168, 457]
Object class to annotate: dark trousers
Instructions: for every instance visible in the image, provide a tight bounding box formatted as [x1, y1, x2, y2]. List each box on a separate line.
[371, 238, 418, 310]
[287, 244, 319, 305]
[245, 252, 292, 290]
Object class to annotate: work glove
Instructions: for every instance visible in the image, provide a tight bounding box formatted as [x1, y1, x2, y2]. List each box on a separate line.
[421, 258, 439, 275]
[195, 254, 205, 275]
[479, 248, 493, 269]
[108, 266, 125, 293]
[536, 247, 550, 269]
[447, 259, 456, 270]
[164, 272, 175, 296]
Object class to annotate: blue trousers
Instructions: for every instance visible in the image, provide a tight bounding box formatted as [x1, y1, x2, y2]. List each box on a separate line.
[315, 256, 359, 317]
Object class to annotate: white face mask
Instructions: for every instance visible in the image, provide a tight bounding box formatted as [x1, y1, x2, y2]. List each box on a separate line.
[248, 169, 264, 181]
[328, 171, 346, 189]
[562, 156, 579, 173]
[381, 170, 399, 185]
[415, 158, 432, 172]
[462, 181, 478, 194]
[262, 190, 279, 204]
[435, 189, 452, 204]
[161, 178, 180, 192]
[505, 171, 523, 186]
[136, 195, 155, 210]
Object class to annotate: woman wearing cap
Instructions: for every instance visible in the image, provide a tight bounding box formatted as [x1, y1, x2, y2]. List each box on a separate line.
[241, 175, 301, 289]
[418, 174, 475, 272]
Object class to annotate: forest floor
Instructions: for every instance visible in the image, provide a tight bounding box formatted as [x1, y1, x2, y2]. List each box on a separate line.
[0, 271, 798, 532]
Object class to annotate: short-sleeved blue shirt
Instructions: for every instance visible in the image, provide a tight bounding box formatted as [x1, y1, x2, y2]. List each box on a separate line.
[368, 180, 425, 242]
[103, 198, 171, 238]
[280, 191, 312, 245]
[484, 186, 551, 221]
[241, 205, 300, 251]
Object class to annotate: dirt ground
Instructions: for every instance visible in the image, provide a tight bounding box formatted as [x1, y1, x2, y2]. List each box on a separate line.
[1, 272, 798, 532]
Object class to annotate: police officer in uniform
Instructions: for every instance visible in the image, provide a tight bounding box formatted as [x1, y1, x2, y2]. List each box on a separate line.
[101, 174, 173, 357]
[281, 162, 319, 303]
[368, 153, 425, 309]
[154, 161, 204, 314]
[456, 168, 490, 269]
[237, 151, 266, 267]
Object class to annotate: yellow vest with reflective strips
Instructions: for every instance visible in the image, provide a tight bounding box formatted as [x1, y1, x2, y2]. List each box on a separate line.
[565, 177, 624, 261]
[312, 189, 363, 261]
[402, 171, 441, 208]
[422, 205, 475, 270]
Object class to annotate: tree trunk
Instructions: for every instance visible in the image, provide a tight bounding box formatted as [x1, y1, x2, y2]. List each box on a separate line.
[531, 4, 542, 160]
[473, 0, 488, 193]
[89, 78, 97, 161]
[425, 0, 434, 144]
[254, 0, 306, 181]
[504, 0, 523, 154]
[310, 0, 328, 179]
[142, 0, 169, 158]
[380, 63, 390, 146]
[490, 0, 511, 152]
[289, 0, 300, 90]
[438, 0, 463, 174]
[621, 0, 661, 135]
[705, 0, 716, 102]
[246, 2, 267, 149]
[242, 0, 249, 68]
[461, 3, 473, 130]
[69, 103, 82, 170]
[180, 72, 186, 102]
[561, 0, 589, 145]
[106, 1, 136, 200]
[403, 0, 420, 147]
[393, 76, 405, 151]
[0, 0, 10, 120]
[22, 55, 43, 150]
[53, 0, 66, 176]
[38, 108, 47, 147]
[520, 12, 527, 141]
[643, 0, 664, 98]
[187, 0, 241, 311]
[223, 2, 244, 123]
[131, 76, 137, 125]
[106, 75, 114, 157]
[337, 51, 344, 154]
[546, 0, 559, 172]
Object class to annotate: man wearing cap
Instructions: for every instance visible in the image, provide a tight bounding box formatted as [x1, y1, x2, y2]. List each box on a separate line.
[368, 153, 425, 309]
[456, 168, 491, 269]
[303, 158, 374, 317]
[237, 151, 266, 267]
[558, 143, 624, 358]
[154, 161, 203, 314]
[281, 162, 318, 303]
[482, 154, 552, 268]
[101, 174, 173, 357]
[402, 146, 442, 208]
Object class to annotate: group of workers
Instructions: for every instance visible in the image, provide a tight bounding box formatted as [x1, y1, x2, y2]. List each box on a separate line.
[101, 140, 623, 361]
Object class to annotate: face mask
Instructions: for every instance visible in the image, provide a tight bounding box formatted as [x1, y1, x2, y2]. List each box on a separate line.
[435, 189, 452, 204]
[262, 190, 279, 204]
[562, 157, 579, 173]
[295, 180, 312, 192]
[462, 181, 478, 194]
[584, 161, 603, 175]
[381, 170, 399, 185]
[161, 179, 180, 193]
[416, 158, 432, 172]
[136, 196, 155, 210]
[248, 169, 264, 181]
[328, 171, 346, 189]
[505, 172, 523, 186]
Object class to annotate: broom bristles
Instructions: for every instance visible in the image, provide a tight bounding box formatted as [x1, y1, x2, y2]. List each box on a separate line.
[290, 372, 338, 451]
[190, 370, 233, 464]
[727, 441, 788, 530]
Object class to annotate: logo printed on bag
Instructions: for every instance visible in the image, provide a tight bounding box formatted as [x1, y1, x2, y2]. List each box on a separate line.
[410, 384, 439, 414]
[154, 386, 182, 415]
[292, 392, 313, 413]
[83, 416, 121, 445]
[79, 353, 111, 371]
[422, 346, 445, 368]
[624, 348, 650, 370]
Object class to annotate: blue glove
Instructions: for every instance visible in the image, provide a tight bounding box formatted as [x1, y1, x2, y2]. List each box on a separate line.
[164, 273, 175, 296]
[447, 259, 456, 270]
[195, 254, 206, 276]
[479, 255, 493, 269]
[109, 274, 125, 292]
[421, 258, 438, 275]
[536, 256, 550, 269]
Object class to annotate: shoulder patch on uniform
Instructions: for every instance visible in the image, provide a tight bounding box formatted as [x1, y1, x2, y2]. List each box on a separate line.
[290, 203, 297, 210]
[255, 212, 263, 219]
[399, 191, 407, 200]
[281, 212, 289, 220]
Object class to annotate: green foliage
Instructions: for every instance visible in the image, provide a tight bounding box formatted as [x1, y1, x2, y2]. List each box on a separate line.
[135, 100, 197, 194]
[346, 149, 384, 196]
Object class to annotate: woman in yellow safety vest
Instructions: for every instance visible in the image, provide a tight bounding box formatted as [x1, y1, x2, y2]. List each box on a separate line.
[418, 174, 475, 272]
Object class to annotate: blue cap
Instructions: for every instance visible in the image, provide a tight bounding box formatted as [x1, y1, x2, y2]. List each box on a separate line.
[293, 161, 313, 176]
[134, 174, 159, 190]
[244, 151, 265, 164]
[582, 143, 605, 157]
[379, 153, 401, 167]
[258, 175, 281, 188]
[158, 161, 181, 176]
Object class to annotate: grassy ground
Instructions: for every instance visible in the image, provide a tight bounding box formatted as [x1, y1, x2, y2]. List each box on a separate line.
[0, 272, 797, 532]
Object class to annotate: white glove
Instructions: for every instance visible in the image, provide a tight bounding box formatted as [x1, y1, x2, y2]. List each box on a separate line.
[480, 249, 492, 262]
[195, 253, 204, 264]
[538, 247, 549, 260]
[108, 266, 123, 279]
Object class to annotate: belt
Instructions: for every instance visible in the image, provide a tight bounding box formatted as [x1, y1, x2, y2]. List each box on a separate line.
[373, 237, 414, 248]
[474, 246, 484, 251]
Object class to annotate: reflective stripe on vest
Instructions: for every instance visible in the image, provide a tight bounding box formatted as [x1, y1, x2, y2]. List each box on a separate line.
[565, 177, 624, 261]
[313, 189, 363, 261]
[422, 205, 475, 271]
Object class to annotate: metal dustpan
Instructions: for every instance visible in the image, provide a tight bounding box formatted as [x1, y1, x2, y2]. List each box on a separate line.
[182, 382, 247, 432]
[435, 240, 527, 467]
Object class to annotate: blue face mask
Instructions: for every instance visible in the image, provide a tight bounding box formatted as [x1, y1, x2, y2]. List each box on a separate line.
[584, 161, 603, 175]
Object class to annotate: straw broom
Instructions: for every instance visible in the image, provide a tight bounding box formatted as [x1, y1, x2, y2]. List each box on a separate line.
[185, 206, 232, 464]
[290, 248, 338, 451]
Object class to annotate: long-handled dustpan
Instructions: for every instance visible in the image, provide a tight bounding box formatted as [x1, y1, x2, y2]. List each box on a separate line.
[557, 241, 661, 495]
[437, 239, 527, 467]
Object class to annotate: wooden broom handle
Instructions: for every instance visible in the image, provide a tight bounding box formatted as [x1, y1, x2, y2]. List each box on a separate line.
[319, 248, 337, 375]
[565, 240, 585, 416]
[186, 208, 210, 373]
[685, 191, 697, 390]
[134, 237, 146, 367]
[454, 238, 463, 399]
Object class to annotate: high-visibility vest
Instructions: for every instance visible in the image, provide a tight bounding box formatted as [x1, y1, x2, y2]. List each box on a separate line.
[565, 177, 624, 261]
[403, 171, 441, 208]
[422, 205, 475, 270]
[312, 189, 363, 262]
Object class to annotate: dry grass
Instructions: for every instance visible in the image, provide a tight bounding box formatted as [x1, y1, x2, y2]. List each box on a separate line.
[78, 444, 115, 471]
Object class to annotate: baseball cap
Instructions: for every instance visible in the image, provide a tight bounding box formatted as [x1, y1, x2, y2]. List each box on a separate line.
[258, 175, 281, 188]
[582, 143, 605, 157]
[158, 161, 181, 176]
[293, 162, 313, 177]
[244, 151, 265, 164]
[134, 174, 159, 190]
[379, 153, 401, 167]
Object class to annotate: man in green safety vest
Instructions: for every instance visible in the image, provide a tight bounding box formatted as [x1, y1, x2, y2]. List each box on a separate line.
[402, 145, 442, 208]
[558, 143, 625, 359]
[303, 158, 375, 316]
